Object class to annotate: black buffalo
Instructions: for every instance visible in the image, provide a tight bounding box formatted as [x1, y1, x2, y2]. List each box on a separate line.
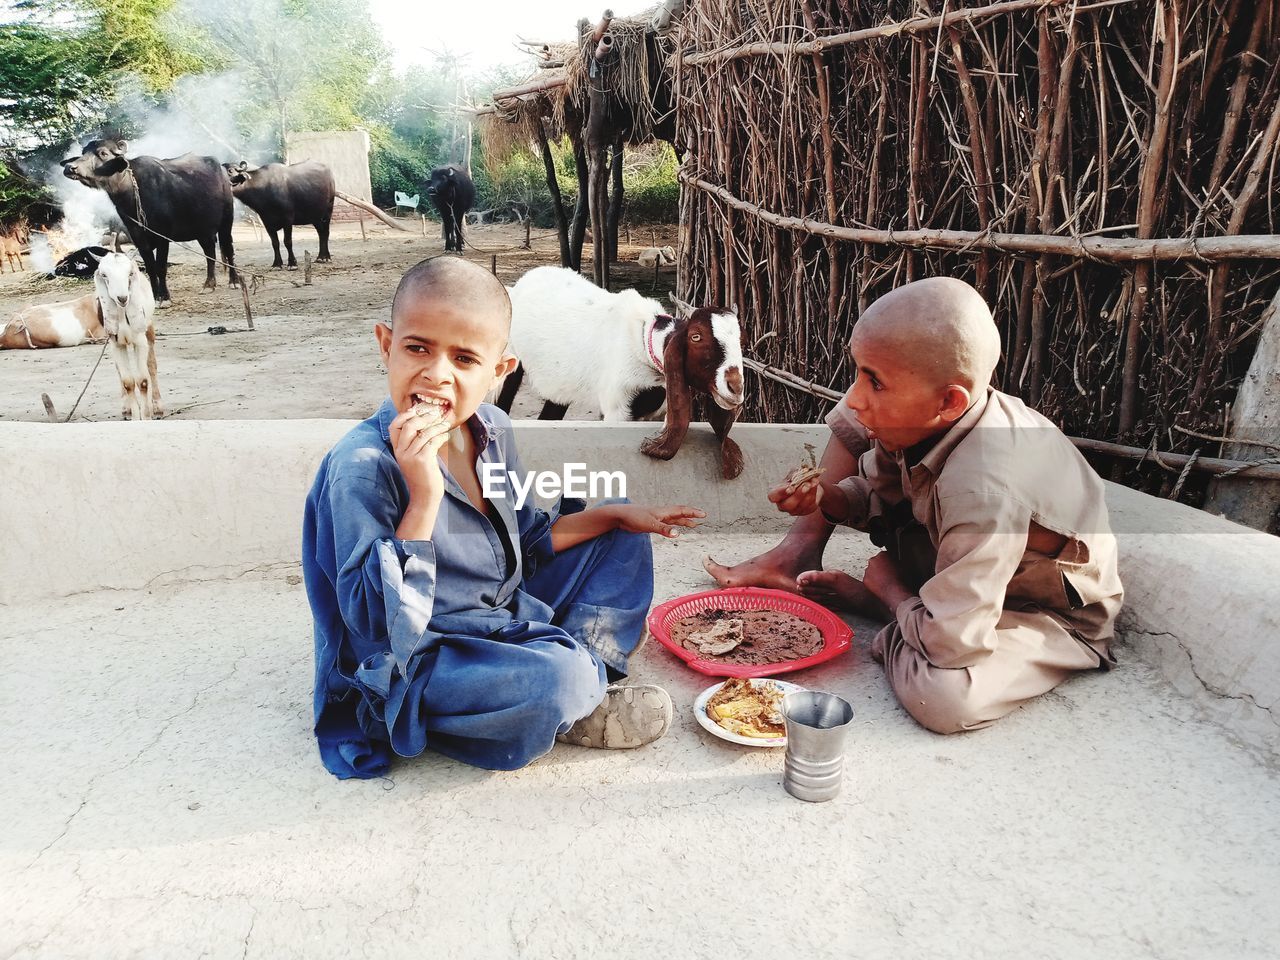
[61, 138, 237, 306]
[223, 159, 335, 269]
[426, 165, 475, 252]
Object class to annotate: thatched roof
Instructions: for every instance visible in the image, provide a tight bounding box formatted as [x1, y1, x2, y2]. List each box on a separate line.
[478, 7, 674, 160]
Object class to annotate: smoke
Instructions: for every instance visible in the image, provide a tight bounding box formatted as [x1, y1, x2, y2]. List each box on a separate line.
[39, 142, 119, 269]
[28, 233, 54, 275]
[32, 0, 350, 247]
[36, 70, 275, 262]
[112, 71, 263, 162]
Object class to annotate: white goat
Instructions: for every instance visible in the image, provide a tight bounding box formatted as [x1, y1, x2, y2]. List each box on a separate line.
[636, 246, 676, 270]
[94, 252, 162, 420]
[498, 266, 748, 478]
[502, 265, 743, 419]
[1, 295, 105, 350]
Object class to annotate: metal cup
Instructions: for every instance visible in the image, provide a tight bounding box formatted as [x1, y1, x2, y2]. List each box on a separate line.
[782, 691, 854, 802]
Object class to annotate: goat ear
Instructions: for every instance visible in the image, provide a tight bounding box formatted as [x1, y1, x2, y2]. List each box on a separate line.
[640, 325, 692, 461]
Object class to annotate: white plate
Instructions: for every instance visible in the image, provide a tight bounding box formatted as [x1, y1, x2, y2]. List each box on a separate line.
[694, 679, 806, 747]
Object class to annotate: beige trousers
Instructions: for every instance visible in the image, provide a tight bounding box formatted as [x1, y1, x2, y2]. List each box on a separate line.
[871, 521, 1108, 735]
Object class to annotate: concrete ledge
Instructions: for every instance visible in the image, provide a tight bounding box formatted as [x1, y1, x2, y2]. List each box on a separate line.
[2, 419, 1277, 755]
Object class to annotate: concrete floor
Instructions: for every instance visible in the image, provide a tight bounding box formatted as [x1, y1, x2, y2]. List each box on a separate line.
[3, 530, 1279, 960]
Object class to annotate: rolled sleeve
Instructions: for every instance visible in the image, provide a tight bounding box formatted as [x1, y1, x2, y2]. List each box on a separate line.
[894, 492, 1031, 668]
[831, 445, 901, 530]
[328, 477, 442, 672]
[377, 537, 440, 670]
[834, 476, 874, 528]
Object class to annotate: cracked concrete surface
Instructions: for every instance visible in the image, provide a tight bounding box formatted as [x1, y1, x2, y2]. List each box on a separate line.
[4, 532, 1280, 959]
[4, 419, 1280, 957]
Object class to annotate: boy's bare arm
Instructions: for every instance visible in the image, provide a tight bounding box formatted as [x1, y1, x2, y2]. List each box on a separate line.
[550, 503, 705, 552]
[768, 473, 856, 523]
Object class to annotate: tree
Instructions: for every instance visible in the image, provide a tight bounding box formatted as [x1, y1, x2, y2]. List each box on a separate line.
[0, 0, 203, 147]
[178, 0, 386, 159]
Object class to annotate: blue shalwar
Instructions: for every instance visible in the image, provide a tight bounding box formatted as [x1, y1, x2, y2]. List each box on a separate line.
[303, 399, 654, 779]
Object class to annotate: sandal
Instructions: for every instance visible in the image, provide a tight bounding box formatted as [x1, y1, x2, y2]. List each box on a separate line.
[557, 684, 673, 749]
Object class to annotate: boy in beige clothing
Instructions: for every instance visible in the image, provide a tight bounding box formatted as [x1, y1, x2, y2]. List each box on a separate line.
[707, 278, 1123, 733]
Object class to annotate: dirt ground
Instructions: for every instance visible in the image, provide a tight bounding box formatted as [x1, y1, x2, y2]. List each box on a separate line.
[0, 220, 679, 423]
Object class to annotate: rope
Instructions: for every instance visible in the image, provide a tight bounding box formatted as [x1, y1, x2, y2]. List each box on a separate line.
[117, 211, 296, 291]
[1170, 449, 1200, 500]
[63, 339, 111, 423]
[1216, 455, 1280, 480]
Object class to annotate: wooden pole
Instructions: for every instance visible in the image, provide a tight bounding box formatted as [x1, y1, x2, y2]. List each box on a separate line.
[491, 254, 498, 275]
[304, 250, 312, 285]
[534, 114, 571, 267]
[41, 393, 57, 423]
[488, 77, 571, 102]
[240, 278, 254, 331]
[359, 217, 367, 242]
[335, 191, 411, 232]
[684, 0, 1127, 65]
[1205, 287, 1280, 530]
[682, 175, 1280, 263]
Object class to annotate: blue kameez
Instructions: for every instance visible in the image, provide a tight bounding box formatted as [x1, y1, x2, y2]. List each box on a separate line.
[302, 399, 653, 779]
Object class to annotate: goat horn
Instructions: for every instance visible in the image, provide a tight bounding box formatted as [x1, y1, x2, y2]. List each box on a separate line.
[668, 292, 695, 317]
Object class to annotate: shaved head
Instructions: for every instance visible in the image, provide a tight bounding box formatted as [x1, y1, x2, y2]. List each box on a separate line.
[389, 255, 511, 338]
[853, 277, 1001, 390]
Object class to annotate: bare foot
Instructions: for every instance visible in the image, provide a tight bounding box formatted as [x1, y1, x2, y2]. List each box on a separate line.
[796, 569, 891, 619]
[703, 541, 824, 593]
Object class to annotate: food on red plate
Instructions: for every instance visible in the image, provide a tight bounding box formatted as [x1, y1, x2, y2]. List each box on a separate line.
[670, 607, 822, 665]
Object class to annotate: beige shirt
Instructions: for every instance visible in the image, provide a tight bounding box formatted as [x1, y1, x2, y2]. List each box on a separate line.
[826, 389, 1123, 669]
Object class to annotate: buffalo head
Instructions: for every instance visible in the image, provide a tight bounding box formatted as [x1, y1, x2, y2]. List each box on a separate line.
[222, 160, 255, 189]
[62, 139, 130, 185]
[426, 165, 458, 198]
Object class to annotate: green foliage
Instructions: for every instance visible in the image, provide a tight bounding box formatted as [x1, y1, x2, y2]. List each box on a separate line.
[481, 149, 558, 226]
[178, 0, 387, 156]
[622, 144, 679, 223]
[368, 132, 434, 209]
[471, 139, 679, 228]
[89, 0, 208, 91]
[0, 0, 204, 145]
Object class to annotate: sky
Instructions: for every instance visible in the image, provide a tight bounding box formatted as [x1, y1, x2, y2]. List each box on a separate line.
[368, 0, 615, 73]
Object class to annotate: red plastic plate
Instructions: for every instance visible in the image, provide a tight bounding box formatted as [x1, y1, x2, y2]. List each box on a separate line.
[647, 586, 854, 678]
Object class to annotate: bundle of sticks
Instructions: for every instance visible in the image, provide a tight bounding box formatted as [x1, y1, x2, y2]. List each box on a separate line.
[674, 0, 1280, 506]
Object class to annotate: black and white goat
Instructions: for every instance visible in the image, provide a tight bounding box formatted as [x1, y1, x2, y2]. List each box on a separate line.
[94, 252, 162, 420]
[496, 265, 746, 478]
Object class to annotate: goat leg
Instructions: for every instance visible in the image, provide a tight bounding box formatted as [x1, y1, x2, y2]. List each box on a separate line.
[710, 402, 744, 480]
[146, 325, 163, 417]
[639, 425, 686, 461]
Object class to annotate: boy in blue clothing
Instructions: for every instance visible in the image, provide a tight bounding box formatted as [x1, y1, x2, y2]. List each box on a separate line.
[303, 256, 703, 779]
